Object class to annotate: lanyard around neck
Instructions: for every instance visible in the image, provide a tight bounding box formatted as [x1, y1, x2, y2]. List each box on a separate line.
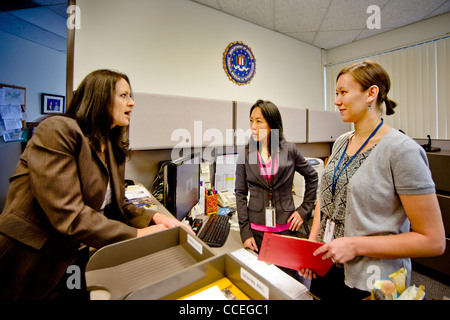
[258, 152, 276, 201]
[331, 119, 383, 196]
[258, 152, 275, 182]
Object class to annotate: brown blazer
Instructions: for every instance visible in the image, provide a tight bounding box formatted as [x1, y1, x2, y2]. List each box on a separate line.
[0, 116, 155, 299]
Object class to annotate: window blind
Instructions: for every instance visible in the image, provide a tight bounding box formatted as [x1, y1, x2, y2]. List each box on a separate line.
[325, 37, 449, 139]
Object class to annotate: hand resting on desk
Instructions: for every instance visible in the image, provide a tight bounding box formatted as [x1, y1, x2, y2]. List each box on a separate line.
[136, 212, 195, 237]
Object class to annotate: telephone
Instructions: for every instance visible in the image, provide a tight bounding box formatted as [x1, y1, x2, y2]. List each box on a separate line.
[217, 190, 236, 208]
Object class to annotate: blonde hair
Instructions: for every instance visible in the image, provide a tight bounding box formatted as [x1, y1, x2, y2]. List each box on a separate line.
[337, 60, 397, 115]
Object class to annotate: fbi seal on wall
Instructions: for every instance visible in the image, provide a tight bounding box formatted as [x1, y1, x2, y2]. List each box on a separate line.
[223, 41, 256, 86]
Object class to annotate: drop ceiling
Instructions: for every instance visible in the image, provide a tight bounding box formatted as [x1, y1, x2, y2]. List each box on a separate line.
[0, 0, 68, 53]
[191, 0, 450, 49]
[0, 0, 449, 54]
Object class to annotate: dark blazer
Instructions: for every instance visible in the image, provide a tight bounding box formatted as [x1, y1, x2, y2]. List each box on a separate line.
[0, 116, 155, 299]
[235, 140, 318, 243]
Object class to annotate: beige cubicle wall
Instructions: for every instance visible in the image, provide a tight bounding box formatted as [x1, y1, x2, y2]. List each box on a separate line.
[307, 109, 351, 143]
[130, 93, 234, 150]
[234, 101, 308, 145]
[125, 93, 349, 187]
[130, 93, 348, 150]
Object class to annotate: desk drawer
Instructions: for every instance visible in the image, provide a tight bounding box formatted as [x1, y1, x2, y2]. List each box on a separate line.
[428, 153, 450, 192]
[438, 194, 450, 234]
[413, 238, 450, 278]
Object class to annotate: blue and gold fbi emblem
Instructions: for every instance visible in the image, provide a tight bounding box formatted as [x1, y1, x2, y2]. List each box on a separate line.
[223, 41, 256, 86]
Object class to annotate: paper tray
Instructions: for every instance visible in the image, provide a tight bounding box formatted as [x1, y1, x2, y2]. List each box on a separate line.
[85, 227, 215, 300]
[125, 252, 302, 300]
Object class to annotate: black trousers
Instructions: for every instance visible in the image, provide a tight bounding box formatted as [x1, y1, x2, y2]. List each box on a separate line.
[309, 264, 370, 300]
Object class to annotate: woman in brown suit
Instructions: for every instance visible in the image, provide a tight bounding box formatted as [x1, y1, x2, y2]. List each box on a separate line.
[0, 69, 188, 299]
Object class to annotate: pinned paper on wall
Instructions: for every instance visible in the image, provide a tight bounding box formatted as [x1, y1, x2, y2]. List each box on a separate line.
[0, 84, 26, 142]
[0, 104, 22, 119]
[0, 87, 25, 107]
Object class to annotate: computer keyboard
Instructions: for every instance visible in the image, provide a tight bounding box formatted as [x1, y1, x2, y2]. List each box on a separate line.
[197, 214, 230, 247]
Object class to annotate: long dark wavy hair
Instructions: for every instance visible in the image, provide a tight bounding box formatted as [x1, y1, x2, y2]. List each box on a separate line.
[66, 69, 131, 163]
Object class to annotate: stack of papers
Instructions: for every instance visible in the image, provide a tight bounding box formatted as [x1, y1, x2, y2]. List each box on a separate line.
[125, 185, 156, 209]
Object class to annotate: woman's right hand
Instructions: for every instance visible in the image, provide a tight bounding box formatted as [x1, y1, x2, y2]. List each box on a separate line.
[298, 268, 317, 280]
[136, 224, 169, 237]
[243, 237, 259, 252]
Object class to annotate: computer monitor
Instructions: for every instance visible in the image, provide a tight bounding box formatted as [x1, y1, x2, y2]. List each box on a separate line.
[163, 153, 200, 221]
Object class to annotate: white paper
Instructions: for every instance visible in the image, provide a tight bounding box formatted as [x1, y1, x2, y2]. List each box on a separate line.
[183, 285, 228, 300]
[214, 173, 236, 192]
[0, 105, 23, 119]
[215, 154, 238, 174]
[231, 248, 311, 300]
[3, 118, 22, 131]
[125, 185, 151, 200]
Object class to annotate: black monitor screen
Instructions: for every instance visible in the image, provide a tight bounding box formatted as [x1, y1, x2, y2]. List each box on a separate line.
[164, 154, 200, 221]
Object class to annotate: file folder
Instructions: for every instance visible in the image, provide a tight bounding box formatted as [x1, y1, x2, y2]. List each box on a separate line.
[258, 233, 333, 277]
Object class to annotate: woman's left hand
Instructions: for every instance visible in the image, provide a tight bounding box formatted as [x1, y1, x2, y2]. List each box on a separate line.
[287, 211, 304, 231]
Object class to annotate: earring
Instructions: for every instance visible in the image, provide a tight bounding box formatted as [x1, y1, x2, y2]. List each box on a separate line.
[368, 104, 372, 111]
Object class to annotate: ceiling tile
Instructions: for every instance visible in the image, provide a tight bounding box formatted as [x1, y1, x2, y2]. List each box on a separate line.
[354, 26, 395, 41]
[0, 11, 66, 52]
[320, 0, 388, 31]
[218, 0, 274, 29]
[0, 0, 39, 11]
[192, 0, 221, 10]
[285, 31, 317, 44]
[426, 0, 450, 17]
[192, 0, 449, 49]
[32, 0, 67, 5]
[380, 0, 448, 29]
[9, 7, 67, 38]
[275, 0, 331, 32]
[313, 29, 362, 49]
[46, 4, 69, 17]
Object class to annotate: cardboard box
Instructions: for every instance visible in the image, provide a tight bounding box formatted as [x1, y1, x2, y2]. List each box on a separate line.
[85, 226, 215, 300]
[86, 227, 310, 300]
[153, 253, 300, 300]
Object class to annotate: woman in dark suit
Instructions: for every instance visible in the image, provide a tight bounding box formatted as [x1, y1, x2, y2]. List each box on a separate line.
[0, 69, 189, 300]
[235, 100, 318, 260]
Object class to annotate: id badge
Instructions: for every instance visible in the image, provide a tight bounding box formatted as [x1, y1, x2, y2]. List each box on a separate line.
[323, 219, 335, 243]
[265, 206, 276, 228]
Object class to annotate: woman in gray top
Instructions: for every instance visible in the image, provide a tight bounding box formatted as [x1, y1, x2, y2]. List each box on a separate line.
[300, 60, 445, 300]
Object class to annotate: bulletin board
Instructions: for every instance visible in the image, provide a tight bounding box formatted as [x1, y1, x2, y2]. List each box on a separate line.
[0, 84, 26, 142]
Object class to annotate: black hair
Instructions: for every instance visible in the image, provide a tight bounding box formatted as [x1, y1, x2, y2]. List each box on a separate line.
[249, 99, 285, 155]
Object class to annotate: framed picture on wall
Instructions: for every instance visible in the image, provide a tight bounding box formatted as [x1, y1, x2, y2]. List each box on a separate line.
[41, 93, 65, 114]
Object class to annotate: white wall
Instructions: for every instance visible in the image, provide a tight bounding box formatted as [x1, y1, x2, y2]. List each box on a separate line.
[74, 0, 324, 110]
[325, 12, 450, 65]
[0, 30, 66, 122]
[0, 30, 66, 211]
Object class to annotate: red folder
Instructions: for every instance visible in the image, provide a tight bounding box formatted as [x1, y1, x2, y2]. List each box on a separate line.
[258, 233, 333, 277]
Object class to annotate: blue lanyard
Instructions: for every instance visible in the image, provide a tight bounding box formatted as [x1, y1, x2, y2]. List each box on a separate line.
[331, 119, 383, 196]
